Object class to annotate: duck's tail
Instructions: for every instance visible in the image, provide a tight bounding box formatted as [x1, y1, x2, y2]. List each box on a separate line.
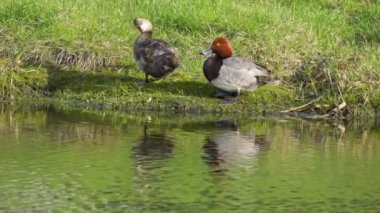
[267, 79, 281, 86]
[256, 76, 281, 87]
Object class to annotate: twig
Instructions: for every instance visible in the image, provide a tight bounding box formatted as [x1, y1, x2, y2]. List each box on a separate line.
[281, 96, 322, 113]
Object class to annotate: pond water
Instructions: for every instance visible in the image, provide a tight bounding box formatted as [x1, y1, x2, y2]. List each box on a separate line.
[0, 106, 380, 212]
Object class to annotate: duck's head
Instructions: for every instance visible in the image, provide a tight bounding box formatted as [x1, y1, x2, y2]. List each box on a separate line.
[201, 37, 233, 58]
[133, 18, 153, 33]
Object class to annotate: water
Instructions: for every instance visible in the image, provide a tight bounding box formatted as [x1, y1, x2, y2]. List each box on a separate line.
[0, 107, 380, 212]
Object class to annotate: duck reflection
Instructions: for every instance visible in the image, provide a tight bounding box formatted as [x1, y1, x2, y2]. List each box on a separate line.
[203, 120, 268, 172]
[133, 126, 174, 163]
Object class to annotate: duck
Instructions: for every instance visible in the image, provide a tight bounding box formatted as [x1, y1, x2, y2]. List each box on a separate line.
[203, 119, 268, 172]
[133, 18, 180, 84]
[201, 37, 275, 103]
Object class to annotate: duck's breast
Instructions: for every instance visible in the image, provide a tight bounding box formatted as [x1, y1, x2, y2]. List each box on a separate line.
[203, 55, 223, 82]
[134, 39, 151, 70]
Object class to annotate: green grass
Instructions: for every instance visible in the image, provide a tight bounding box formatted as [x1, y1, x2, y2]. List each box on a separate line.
[0, 0, 379, 116]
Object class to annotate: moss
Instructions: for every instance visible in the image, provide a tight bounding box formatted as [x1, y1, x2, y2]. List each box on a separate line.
[238, 85, 296, 113]
[0, 64, 296, 114]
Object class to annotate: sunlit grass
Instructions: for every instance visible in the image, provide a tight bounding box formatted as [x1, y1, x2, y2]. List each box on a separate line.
[0, 0, 379, 115]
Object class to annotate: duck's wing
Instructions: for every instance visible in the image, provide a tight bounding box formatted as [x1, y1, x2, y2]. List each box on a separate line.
[135, 40, 176, 61]
[214, 57, 271, 92]
[134, 39, 179, 74]
[222, 57, 270, 76]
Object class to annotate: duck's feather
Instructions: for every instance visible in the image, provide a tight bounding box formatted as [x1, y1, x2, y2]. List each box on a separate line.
[134, 38, 179, 78]
[209, 57, 271, 93]
[222, 57, 269, 75]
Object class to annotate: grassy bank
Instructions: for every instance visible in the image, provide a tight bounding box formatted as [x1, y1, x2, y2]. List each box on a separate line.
[0, 0, 379, 117]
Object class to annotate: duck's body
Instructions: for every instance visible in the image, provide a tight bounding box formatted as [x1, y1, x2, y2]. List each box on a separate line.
[133, 34, 179, 79]
[203, 55, 271, 94]
[201, 38, 274, 99]
[133, 18, 179, 83]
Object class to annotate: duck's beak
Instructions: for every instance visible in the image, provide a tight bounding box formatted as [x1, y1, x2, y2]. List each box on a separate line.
[200, 48, 213, 56]
[133, 18, 139, 26]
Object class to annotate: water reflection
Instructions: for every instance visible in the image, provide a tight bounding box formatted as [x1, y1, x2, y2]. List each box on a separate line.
[133, 126, 174, 162]
[1, 105, 380, 211]
[45, 109, 123, 144]
[203, 120, 269, 172]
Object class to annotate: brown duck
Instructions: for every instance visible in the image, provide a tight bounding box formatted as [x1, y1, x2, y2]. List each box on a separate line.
[133, 18, 179, 84]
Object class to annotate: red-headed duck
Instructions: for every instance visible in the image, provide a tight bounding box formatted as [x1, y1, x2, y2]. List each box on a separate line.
[133, 18, 179, 84]
[201, 37, 275, 103]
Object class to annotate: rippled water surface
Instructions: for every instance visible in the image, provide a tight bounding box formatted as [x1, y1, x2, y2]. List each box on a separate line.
[0, 107, 380, 212]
